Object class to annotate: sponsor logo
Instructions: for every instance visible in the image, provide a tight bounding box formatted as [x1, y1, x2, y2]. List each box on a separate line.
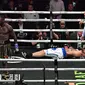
[0, 73, 20, 80]
[74, 71, 85, 85]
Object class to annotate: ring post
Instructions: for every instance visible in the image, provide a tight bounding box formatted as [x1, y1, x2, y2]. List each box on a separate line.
[54, 59, 59, 85]
[50, 5, 53, 47]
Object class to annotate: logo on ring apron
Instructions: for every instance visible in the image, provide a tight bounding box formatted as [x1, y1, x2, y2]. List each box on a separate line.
[0, 74, 20, 81]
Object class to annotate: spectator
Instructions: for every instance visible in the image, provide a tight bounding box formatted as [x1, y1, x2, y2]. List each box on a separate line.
[46, 22, 60, 47]
[31, 23, 59, 49]
[16, 2, 26, 40]
[4, 0, 17, 17]
[31, 30, 49, 50]
[77, 21, 83, 48]
[24, 4, 39, 29]
[46, 23, 59, 40]
[58, 21, 67, 39]
[69, 20, 83, 49]
[63, 2, 74, 19]
[68, 3, 74, 11]
[17, 20, 28, 39]
[49, 0, 65, 19]
[57, 21, 69, 47]
[63, 2, 79, 29]
[24, 4, 39, 19]
[23, 4, 39, 39]
[3, 0, 19, 29]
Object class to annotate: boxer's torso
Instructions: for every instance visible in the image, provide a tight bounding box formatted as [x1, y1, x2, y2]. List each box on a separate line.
[0, 23, 11, 44]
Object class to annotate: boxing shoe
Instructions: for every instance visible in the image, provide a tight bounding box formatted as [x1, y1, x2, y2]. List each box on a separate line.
[11, 50, 24, 59]
[21, 52, 32, 59]
[13, 50, 32, 59]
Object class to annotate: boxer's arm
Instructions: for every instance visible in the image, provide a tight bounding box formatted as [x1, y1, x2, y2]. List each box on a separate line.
[9, 25, 17, 43]
[8, 24, 19, 51]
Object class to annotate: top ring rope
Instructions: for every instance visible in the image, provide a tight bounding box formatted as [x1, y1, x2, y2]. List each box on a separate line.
[5, 18, 84, 22]
[0, 11, 85, 14]
[14, 29, 83, 32]
[10, 39, 85, 43]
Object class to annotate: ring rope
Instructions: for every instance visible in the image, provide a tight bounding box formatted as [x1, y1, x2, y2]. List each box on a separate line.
[10, 39, 85, 43]
[10, 39, 50, 43]
[14, 29, 83, 32]
[1, 10, 85, 84]
[58, 80, 85, 82]
[0, 11, 85, 14]
[0, 80, 54, 83]
[0, 68, 85, 71]
[0, 79, 85, 83]
[5, 19, 83, 22]
[0, 59, 85, 62]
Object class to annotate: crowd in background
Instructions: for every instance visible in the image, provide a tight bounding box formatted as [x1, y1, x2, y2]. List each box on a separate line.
[0, 0, 85, 49]
[0, 0, 85, 11]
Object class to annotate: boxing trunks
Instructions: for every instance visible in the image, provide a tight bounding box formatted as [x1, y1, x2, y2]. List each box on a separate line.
[44, 48, 67, 59]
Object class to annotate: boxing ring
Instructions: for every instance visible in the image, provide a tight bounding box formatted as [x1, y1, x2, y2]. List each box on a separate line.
[0, 11, 85, 85]
[0, 59, 85, 85]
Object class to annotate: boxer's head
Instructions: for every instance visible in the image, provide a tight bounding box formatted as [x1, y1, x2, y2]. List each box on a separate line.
[0, 15, 5, 26]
